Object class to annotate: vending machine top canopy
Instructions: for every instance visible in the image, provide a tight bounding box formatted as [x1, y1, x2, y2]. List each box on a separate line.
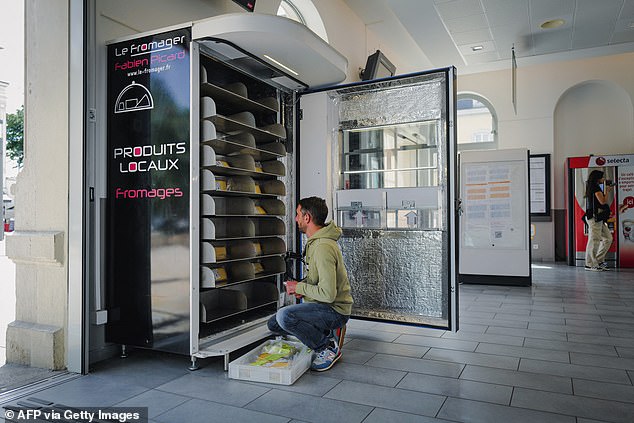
[192, 13, 348, 90]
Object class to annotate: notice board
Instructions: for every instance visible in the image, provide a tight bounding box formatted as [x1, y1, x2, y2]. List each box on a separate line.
[459, 149, 531, 285]
[529, 154, 550, 218]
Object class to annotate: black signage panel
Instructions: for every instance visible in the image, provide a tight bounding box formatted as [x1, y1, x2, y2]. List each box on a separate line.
[106, 28, 191, 350]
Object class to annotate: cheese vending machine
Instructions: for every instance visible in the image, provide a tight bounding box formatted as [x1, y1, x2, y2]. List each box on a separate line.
[104, 13, 459, 367]
[565, 154, 634, 268]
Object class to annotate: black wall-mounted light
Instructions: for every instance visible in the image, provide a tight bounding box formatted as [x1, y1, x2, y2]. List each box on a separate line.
[233, 0, 256, 12]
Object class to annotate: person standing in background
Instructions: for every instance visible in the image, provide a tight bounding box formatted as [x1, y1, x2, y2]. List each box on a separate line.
[585, 169, 613, 271]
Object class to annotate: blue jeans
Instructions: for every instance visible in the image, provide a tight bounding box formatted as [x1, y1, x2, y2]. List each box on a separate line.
[267, 302, 349, 352]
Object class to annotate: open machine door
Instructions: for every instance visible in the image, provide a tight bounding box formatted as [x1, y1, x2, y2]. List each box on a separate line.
[298, 69, 458, 331]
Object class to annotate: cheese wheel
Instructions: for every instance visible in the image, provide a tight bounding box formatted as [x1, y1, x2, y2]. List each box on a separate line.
[212, 267, 227, 281]
[214, 246, 227, 260]
[253, 262, 265, 274]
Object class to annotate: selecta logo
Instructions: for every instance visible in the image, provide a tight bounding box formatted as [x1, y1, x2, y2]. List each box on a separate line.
[114, 142, 186, 173]
[592, 155, 631, 166]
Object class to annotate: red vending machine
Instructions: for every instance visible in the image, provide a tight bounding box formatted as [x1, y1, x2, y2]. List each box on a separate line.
[565, 154, 634, 268]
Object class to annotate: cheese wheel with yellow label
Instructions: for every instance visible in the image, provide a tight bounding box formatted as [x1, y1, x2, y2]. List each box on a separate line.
[253, 242, 262, 256]
[215, 179, 228, 191]
[254, 206, 267, 215]
[253, 262, 265, 274]
[212, 267, 228, 282]
[214, 245, 227, 261]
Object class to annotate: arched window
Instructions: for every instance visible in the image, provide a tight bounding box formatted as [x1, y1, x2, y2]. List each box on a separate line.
[456, 93, 498, 151]
[277, 0, 329, 43]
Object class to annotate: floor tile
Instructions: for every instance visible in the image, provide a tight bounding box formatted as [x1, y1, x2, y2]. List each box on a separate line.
[366, 353, 464, 378]
[114, 389, 189, 419]
[246, 388, 372, 423]
[461, 311, 497, 319]
[494, 313, 566, 325]
[475, 343, 570, 363]
[424, 348, 520, 370]
[523, 338, 618, 356]
[456, 323, 488, 334]
[396, 372, 512, 405]
[607, 328, 634, 339]
[570, 352, 634, 370]
[527, 322, 609, 336]
[437, 397, 575, 423]
[511, 387, 634, 423]
[599, 315, 634, 324]
[394, 334, 478, 352]
[29, 375, 149, 407]
[441, 330, 525, 346]
[616, 346, 634, 358]
[242, 372, 341, 397]
[460, 365, 572, 393]
[573, 378, 634, 403]
[311, 362, 406, 387]
[373, 323, 446, 337]
[486, 325, 568, 341]
[154, 398, 288, 423]
[460, 317, 528, 329]
[363, 407, 455, 423]
[339, 348, 375, 364]
[519, 359, 631, 384]
[88, 351, 191, 389]
[345, 338, 429, 358]
[155, 373, 270, 407]
[344, 328, 401, 343]
[323, 380, 445, 417]
[567, 334, 634, 348]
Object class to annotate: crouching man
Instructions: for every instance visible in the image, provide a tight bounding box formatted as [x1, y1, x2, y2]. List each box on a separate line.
[267, 196, 353, 371]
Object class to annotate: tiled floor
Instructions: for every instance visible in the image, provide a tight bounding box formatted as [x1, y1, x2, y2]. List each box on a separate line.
[3, 263, 634, 422]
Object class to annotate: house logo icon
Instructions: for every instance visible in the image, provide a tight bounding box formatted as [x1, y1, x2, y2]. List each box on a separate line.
[114, 81, 154, 113]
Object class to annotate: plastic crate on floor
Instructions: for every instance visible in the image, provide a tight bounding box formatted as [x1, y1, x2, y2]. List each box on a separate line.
[228, 339, 311, 385]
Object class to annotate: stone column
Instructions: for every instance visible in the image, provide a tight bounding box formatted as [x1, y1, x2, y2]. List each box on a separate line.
[5, 0, 69, 370]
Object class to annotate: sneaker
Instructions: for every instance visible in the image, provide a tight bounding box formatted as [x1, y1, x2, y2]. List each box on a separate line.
[311, 340, 341, 372]
[333, 325, 347, 350]
[599, 262, 610, 270]
[584, 266, 603, 272]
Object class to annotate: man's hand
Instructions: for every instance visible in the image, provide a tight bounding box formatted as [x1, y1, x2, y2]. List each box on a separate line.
[284, 280, 298, 295]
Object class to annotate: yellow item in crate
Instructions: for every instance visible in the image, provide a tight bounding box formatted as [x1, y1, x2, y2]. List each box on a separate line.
[212, 267, 227, 282]
[254, 161, 263, 172]
[253, 242, 262, 256]
[255, 206, 266, 215]
[215, 179, 228, 191]
[214, 245, 227, 260]
[253, 262, 265, 274]
[254, 184, 262, 194]
[216, 160, 230, 167]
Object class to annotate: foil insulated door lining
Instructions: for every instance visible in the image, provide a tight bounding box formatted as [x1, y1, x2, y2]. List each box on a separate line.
[328, 70, 455, 328]
[341, 229, 447, 325]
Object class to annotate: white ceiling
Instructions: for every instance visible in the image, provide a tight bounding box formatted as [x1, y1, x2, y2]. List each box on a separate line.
[344, 0, 634, 74]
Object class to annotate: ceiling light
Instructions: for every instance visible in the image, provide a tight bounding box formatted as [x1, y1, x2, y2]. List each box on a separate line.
[540, 19, 565, 29]
[471, 45, 484, 52]
[263, 54, 299, 76]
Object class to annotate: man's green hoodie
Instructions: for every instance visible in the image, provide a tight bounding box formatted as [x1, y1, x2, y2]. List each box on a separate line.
[295, 221, 353, 316]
